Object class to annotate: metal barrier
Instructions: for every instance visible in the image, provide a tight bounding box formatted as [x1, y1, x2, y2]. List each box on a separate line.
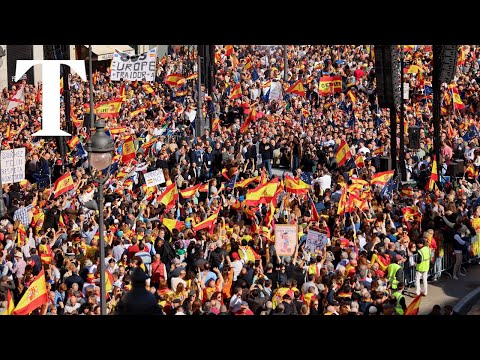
[403, 238, 480, 289]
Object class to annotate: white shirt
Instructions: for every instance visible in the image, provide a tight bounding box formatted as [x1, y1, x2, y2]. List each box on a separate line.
[231, 260, 244, 282]
[358, 146, 370, 155]
[171, 277, 187, 292]
[229, 294, 243, 313]
[318, 174, 332, 192]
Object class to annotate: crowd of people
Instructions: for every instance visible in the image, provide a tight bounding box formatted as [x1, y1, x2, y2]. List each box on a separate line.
[0, 44, 479, 315]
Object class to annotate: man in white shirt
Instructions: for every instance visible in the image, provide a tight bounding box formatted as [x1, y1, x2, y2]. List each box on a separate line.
[357, 141, 370, 156]
[316, 170, 332, 192]
[170, 270, 187, 291]
[229, 252, 244, 282]
[229, 287, 243, 313]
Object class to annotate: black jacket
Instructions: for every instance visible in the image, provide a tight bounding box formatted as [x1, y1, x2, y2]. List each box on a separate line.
[282, 300, 298, 315]
[259, 142, 273, 161]
[64, 273, 85, 290]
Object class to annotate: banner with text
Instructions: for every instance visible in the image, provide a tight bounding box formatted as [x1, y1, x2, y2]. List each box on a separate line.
[111, 48, 157, 82]
[1, 148, 25, 184]
[144, 169, 165, 187]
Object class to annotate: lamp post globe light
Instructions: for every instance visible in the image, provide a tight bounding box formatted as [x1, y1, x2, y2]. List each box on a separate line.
[86, 118, 115, 315]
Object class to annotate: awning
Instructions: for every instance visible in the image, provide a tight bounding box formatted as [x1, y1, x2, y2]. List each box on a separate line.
[85, 45, 135, 61]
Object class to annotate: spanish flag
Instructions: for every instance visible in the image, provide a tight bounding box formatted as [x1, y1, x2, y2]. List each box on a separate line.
[404, 45, 415, 52]
[17, 223, 27, 246]
[71, 109, 83, 128]
[404, 294, 422, 315]
[370, 170, 395, 186]
[142, 83, 155, 94]
[240, 106, 257, 133]
[119, 83, 126, 101]
[285, 80, 306, 97]
[284, 175, 310, 195]
[310, 200, 320, 222]
[319, 76, 334, 95]
[225, 45, 234, 57]
[193, 211, 219, 232]
[185, 73, 198, 81]
[451, 85, 465, 110]
[165, 73, 183, 86]
[402, 187, 413, 197]
[179, 184, 201, 198]
[350, 177, 369, 187]
[234, 176, 260, 188]
[19, 179, 30, 189]
[13, 268, 48, 315]
[85, 98, 123, 118]
[53, 172, 74, 198]
[122, 136, 136, 163]
[265, 202, 276, 228]
[458, 47, 466, 66]
[354, 154, 365, 168]
[337, 186, 348, 215]
[245, 178, 280, 206]
[162, 218, 185, 233]
[109, 126, 127, 135]
[402, 206, 420, 222]
[197, 182, 209, 193]
[60, 77, 64, 94]
[221, 168, 230, 181]
[347, 89, 357, 104]
[175, 88, 187, 97]
[244, 58, 253, 71]
[0, 290, 14, 315]
[262, 80, 271, 89]
[372, 146, 384, 156]
[6, 123, 11, 141]
[427, 155, 438, 191]
[335, 139, 352, 167]
[156, 182, 178, 211]
[67, 135, 80, 151]
[141, 137, 157, 151]
[229, 84, 242, 100]
[59, 214, 66, 228]
[105, 271, 114, 293]
[130, 106, 147, 117]
[211, 117, 220, 132]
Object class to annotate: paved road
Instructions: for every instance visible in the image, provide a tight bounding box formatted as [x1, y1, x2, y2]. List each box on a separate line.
[403, 264, 480, 314]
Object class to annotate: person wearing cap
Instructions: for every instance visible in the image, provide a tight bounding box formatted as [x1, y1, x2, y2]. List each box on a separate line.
[12, 251, 26, 279]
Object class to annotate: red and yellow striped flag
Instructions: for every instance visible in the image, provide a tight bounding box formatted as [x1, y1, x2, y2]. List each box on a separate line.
[370, 170, 395, 186]
[193, 211, 219, 233]
[337, 186, 348, 215]
[162, 218, 185, 233]
[179, 184, 201, 198]
[122, 136, 136, 163]
[450, 84, 465, 110]
[53, 172, 74, 198]
[59, 214, 66, 228]
[244, 58, 253, 71]
[156, 183, 178, 211]
[240, 106, 257, 134]
[402, 187, 413, 197]
[347, 89, 357, 103]
[335, 139, 352, 167]
[211, 117, 220, 132]
[284, 175, 310, 195]
[404, 294, 422, 315]
[0, 290, 15, 315]
[13, 268, 48, 315]
[458, 47, 466, 66]
[234, 176, 260, 188]
[285, 80, 306, 97]
[197, 182, 209, 193]
[119, 83, 126, 101]
[109, 126, 127, 135]
[225, 45, 234, 57]
[71, 109, 83, 128]
[354, 154, 365, 168]
[165, 73, 183, 86]
[142, 83, 155, 94]
[427, 155, 438, 191]
[185, 73, 198, 81]
[105, 271, 114, 293]
[130, 107, 147, 117]
[372, 146, 384, 156]
[245, 178, 280, 206]
[319, 76, 333, 95]
[67, 136, 80, 151]
[229, 84, 242, 100]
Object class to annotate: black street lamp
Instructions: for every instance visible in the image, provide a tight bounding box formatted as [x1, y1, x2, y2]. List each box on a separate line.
[85, 118, 114, 315]
[85, 44, 115, 315]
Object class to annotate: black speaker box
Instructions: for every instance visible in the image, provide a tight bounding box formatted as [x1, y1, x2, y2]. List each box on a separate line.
[446, 160, 464, 177]
[408, 126, 421, 150]
[374, 45, 401, 108]
[379, 156, 392, 172]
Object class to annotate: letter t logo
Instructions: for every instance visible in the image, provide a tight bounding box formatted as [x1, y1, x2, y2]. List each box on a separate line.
[15, 60, 87, 137]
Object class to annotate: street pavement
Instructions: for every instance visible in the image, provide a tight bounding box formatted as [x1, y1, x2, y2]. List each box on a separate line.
[403, 264, 480, 314]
